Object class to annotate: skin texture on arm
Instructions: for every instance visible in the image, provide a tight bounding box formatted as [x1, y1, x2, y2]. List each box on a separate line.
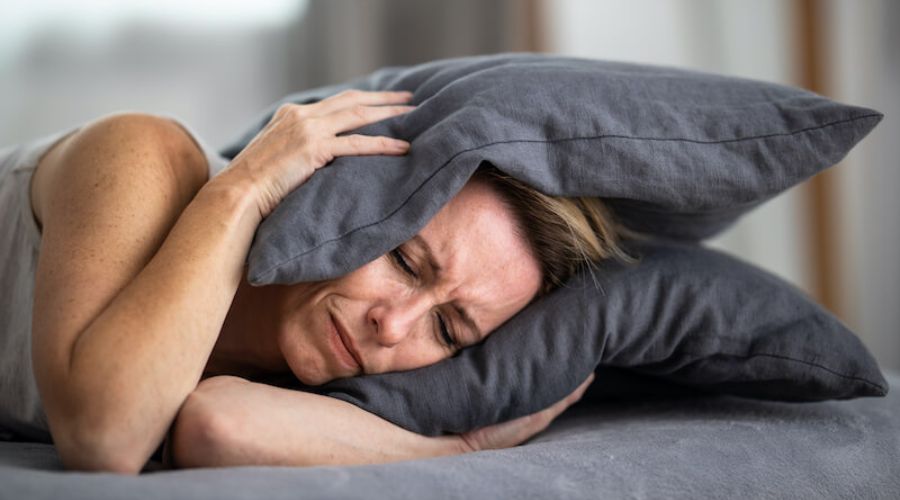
[30, 113, 261, 474]
[169, 374, 594, 468]
[169, 376, 463, 467]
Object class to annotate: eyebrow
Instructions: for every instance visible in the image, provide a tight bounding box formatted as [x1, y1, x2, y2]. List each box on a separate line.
[411, 234, 483, 343]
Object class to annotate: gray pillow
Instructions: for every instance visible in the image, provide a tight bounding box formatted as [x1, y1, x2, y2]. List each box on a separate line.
[312, 239, 889, 435]
[221, 53, 886, 435]
[220, 53, 882, 285]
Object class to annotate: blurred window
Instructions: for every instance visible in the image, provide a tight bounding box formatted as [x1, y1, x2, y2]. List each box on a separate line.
[2, 0, 306, 64]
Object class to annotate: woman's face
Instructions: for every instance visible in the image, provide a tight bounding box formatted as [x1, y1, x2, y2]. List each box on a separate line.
[271, 178, 543, 385]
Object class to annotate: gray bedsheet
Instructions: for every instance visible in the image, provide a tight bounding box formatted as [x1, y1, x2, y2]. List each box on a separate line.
[2, 371, 898, 500]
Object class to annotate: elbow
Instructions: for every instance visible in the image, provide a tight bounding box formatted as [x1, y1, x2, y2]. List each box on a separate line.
[53, 376, 245, 472]
[54, 424, 148, 475]
[48, 391, 182, 474]
[169, 376, 245, 469]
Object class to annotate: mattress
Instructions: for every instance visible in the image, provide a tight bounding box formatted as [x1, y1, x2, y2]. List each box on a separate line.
[2, 371, 898, 500]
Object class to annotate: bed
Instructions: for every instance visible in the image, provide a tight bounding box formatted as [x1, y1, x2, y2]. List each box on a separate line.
[1, 370, 897, 499]
[3, 53, 895, 499]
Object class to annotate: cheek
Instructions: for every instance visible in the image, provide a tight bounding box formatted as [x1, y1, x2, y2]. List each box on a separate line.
[270, 282, 332, 384]
[385, 343, 448, 373]
[494, 260, 543, 317]
[274, 307, 317, 379]
[338, 256, 405, 295]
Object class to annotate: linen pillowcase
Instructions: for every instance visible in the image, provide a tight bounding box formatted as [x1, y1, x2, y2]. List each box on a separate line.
[219, 53, 882, 285]
[221, 53, 886, 435]
[310, 239, 889, 436]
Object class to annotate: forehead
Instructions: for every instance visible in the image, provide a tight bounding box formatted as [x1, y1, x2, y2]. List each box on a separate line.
[416, 178, 542, 336]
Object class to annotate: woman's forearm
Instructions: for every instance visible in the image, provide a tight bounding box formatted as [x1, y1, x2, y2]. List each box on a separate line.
[51, 174, 261, 472]
[170, 377, 466, 468]
[34, 95, 414, 473]
[170, 374, 594, 470]
[34, 146, 259, 472]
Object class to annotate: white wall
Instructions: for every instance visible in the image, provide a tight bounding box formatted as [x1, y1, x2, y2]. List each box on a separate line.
[0, 1, 307, 149]
[825, 0, 900, 371]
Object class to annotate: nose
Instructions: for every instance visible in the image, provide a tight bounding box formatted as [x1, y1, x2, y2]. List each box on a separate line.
[366, 293, 432, 347]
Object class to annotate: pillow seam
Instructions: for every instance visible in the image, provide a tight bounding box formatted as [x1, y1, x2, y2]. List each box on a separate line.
[258, 112, 879, 279]
[680, 350, 886, 390]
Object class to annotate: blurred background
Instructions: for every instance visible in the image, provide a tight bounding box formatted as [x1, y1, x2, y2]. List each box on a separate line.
[2, 0, 897, 372]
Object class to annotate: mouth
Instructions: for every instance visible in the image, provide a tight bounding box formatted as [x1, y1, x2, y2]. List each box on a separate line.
[328, 311, 364, 374]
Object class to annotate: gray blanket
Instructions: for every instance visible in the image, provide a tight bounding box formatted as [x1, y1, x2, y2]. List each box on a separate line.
[2, 371, 898, 500]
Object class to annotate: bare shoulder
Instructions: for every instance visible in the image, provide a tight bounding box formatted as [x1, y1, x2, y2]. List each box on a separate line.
[30, 112, 209, 229]
[30, 112, 213, 379]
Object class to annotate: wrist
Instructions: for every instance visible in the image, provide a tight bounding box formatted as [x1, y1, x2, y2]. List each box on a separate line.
[198, 170, 265, 227]
[207, 157, 312, 220]
[414, 435, 471, 460]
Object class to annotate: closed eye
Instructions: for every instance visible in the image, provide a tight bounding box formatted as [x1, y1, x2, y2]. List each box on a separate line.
[436, 312, 458, 348]
[390, 249, 417, 278]
[391, 248, 458, 349]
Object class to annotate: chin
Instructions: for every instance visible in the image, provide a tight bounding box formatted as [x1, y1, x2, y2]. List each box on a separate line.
[281, 347, 332, 387]
[276, 331, 327, 387]
[276, 284, 339, 387]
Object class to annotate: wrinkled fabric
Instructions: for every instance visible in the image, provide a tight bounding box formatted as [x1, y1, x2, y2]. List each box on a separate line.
[220, 53, 885, 436]
[1, 371, 898, 499]
[220, 53, 881, 285]
[317, 240, 888, 435]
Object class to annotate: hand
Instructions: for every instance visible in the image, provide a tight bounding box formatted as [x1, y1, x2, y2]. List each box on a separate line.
[457, 373, 595, 453]
[224, 89, 415, 218]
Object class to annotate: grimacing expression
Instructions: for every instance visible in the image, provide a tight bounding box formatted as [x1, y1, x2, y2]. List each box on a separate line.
[272, 178, 543, 385]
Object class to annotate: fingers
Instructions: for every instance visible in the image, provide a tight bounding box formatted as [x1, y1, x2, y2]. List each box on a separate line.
[273, 90, 414, 157]
[315, 89, 415, 135]
[528, 376, 592, 428]
[570, 372, 595, 403]
[540, 373, 595, 412]
[458, 373, 596, 454]
[314, 89, 413, 115]
[507, 373, 595, 439]
[329, 134, 410, 158]
[323, 104, 416, 136]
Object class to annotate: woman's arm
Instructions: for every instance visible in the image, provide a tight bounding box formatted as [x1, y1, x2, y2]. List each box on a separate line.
[30, 92, 414, 474]
[31, 113, 261, 474]
[168, 374, 594, 468]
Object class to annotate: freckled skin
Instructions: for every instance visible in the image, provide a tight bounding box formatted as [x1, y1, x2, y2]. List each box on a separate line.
[212, 178, 543, 386]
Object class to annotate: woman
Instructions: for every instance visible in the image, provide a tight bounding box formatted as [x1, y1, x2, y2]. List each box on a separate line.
[0, 90, 629, 474]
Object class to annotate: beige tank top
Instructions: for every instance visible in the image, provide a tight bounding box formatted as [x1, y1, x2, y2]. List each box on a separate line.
[0, 119, 229, 442]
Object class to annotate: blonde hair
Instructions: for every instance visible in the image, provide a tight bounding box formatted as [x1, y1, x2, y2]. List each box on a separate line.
[472, 165, 641, 294]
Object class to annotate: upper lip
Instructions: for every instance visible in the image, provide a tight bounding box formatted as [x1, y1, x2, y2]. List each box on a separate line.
[331, 312, 365, 374]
